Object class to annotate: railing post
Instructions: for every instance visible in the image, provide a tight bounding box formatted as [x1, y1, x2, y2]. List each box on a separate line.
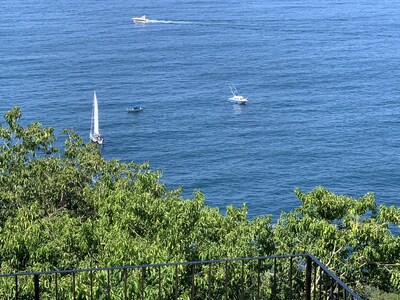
[305, 255, 312, 300]
[272, 257, 277, 300]
[90, 271, 93, 300]
[72, 272, 76, 300]
[141, 267, 145, 300]
[123, 269, 127, 300]
[225, 261, 229, 300]
[208, 263, 212, 299]
[174, 265, 178, 300]
[191, 264, 195, 300]
[55, 273, 58, 300]
[313, 265, 317, 300]
[289, 257, 293, 300]
[15, 275, 18, 300]
[107, 269, 111, 300]
[158, 266, 161, 300]
[319, 266, 323, 299]
[34, 274, 40, 300]
[257, 259, 261, 300]
[240, 260, 244, 300]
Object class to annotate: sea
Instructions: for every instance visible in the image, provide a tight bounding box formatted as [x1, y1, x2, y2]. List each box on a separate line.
[1, 0, 400, 222]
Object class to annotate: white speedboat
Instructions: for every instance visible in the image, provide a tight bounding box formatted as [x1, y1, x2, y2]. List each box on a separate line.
[228, 84, 248, 105]
[132, 15, 149, 23]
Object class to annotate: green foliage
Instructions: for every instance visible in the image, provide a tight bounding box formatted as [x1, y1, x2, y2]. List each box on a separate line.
[0, 107, 274, 298]
[362, 286, 400, 300]
[1, 107, 400, 298]
[274, 186, 400, 295]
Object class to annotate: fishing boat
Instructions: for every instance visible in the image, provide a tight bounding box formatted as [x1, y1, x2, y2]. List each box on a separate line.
[90, 91, 104, 145]
[132, 15, 149, 23]
[228, 84, 248, 105]
[127, 107, 144, 113]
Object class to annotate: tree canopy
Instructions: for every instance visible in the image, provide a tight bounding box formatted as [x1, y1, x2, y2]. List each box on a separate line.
[0, 107, 399, 297]
[274, 187, 400, 294]
[0, 107, 274, 274]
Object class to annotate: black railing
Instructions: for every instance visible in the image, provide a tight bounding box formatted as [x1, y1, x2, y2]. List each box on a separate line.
[0, 254, 361, 299]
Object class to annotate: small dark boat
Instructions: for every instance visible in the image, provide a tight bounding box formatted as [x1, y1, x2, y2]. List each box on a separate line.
[127, 107, 144, 113]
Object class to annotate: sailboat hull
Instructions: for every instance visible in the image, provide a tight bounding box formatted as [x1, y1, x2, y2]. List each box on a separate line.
[228, 98, 247, 105]
[90, 133, 104, 145]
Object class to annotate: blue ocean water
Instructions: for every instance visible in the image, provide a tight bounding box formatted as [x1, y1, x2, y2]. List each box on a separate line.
[1, 0, 400, 220]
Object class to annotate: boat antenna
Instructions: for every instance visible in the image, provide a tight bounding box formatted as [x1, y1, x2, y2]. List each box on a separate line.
[229, 83, 238, 95]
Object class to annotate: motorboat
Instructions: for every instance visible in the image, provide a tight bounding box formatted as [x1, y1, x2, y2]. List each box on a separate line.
[228, 84, 248, 105]
[127, 107, 144, 113]
[228, 95, 248, 105]
[132, 15, 149, 23]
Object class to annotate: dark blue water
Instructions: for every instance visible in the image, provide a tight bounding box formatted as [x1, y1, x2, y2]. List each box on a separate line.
[1, 0, 400, 220]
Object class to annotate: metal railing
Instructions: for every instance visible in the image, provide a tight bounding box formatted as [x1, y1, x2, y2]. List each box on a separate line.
[0, 254, 361, 299]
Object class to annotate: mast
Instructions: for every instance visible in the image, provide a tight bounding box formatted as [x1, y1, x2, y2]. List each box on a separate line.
[92, 91, 100, 135]
[229, 83, 238, 96]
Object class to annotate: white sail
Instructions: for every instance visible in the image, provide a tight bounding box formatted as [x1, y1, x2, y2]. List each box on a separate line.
[93, 91, 99, 135]
[90, 90, 104, 145]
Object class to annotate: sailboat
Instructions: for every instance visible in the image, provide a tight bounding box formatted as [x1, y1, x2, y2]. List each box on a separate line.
[228, 83, 248, 105]
[90, 91, 104, 145]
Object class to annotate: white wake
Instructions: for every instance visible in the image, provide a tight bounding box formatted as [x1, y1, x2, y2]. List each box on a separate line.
[146, 19, 193, 24]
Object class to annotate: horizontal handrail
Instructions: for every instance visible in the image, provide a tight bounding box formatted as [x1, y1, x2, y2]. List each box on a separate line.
[0, 254, 308, 277]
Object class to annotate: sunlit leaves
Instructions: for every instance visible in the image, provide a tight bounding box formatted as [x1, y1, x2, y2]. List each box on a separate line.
[276, 186, 400, 294]
[1, 107, 399, 296]
[0, 107, 274, 278]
